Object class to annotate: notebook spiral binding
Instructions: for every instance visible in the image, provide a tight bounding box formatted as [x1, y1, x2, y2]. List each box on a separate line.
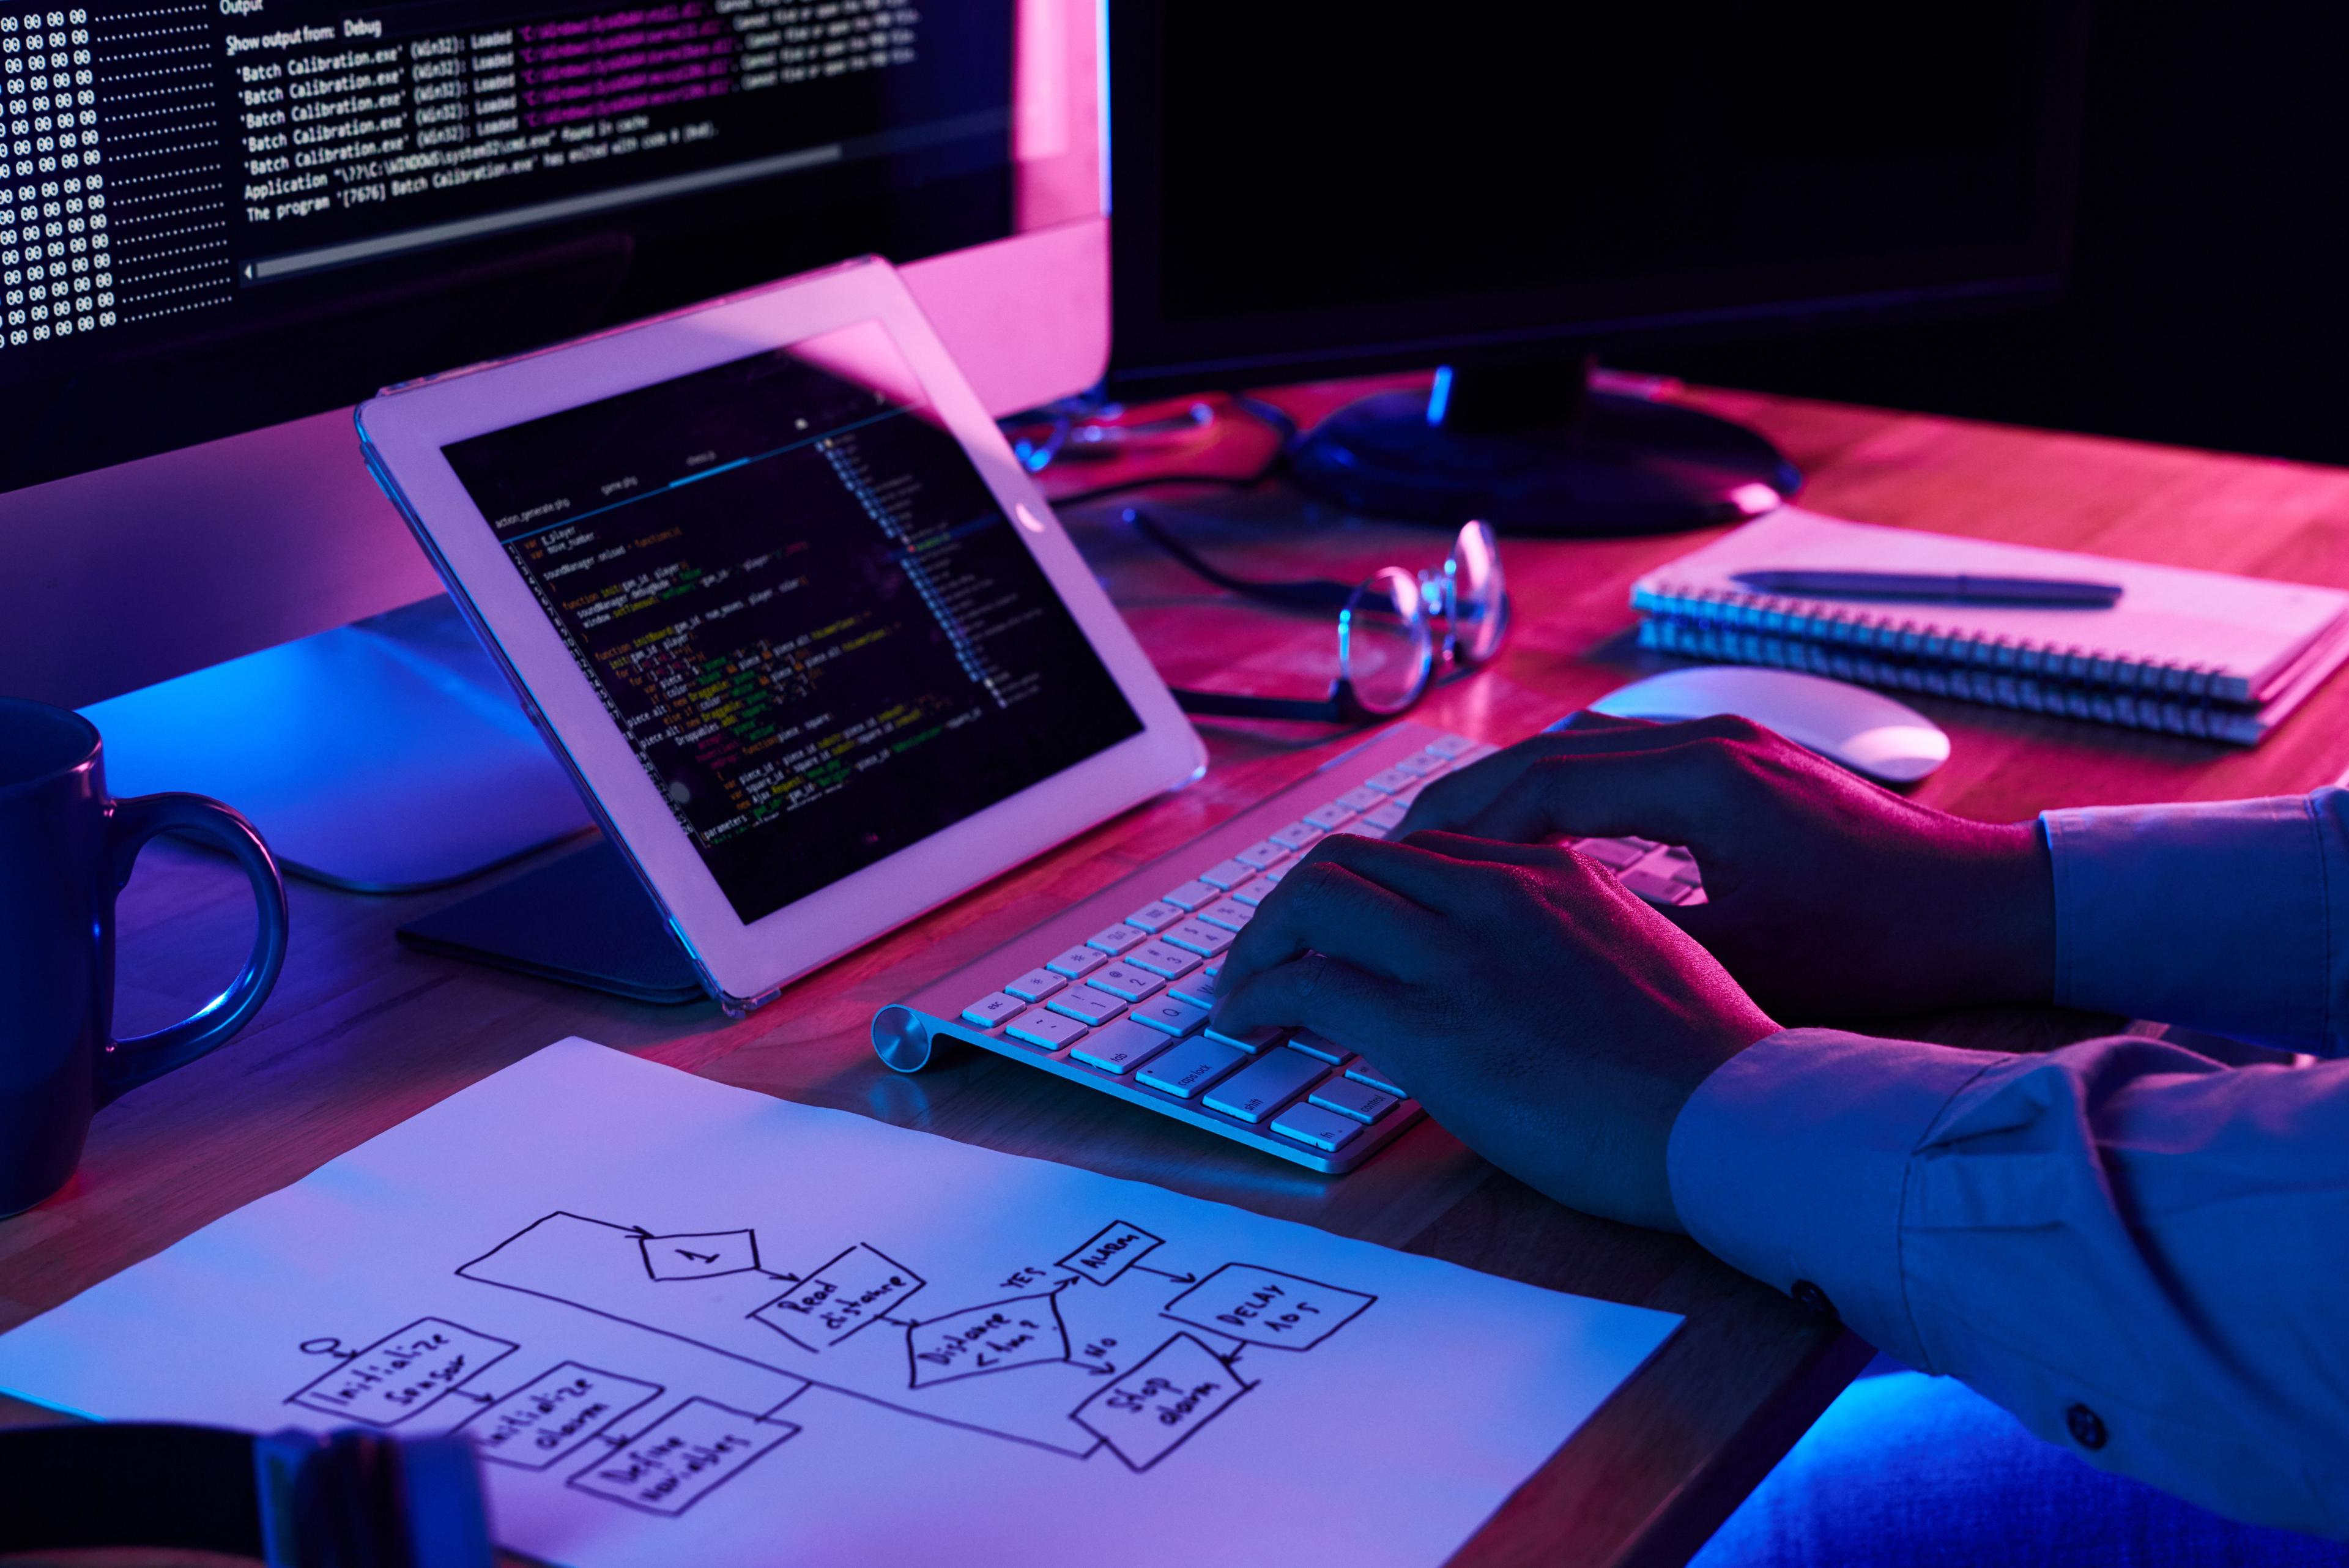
[1630, 584, 2245, 702]
[1636, 612, 2261, 743]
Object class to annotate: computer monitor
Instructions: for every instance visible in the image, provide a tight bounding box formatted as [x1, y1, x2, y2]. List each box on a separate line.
[1105, 2, 2090, 534]
[10, 0, 1108, 889]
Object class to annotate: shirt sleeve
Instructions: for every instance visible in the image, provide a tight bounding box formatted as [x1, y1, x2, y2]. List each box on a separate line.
[2043, 786, 2349, 1055]
[1668, 1027, 2349, 1540]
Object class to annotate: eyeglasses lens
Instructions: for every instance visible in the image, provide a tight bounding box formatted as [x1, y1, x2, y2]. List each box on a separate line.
[1339, 566, 1436, 715]
[1447, 519, 1509, 666]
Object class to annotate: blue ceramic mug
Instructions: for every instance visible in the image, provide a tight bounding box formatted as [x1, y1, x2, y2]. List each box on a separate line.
[0, 697, 289, 1216]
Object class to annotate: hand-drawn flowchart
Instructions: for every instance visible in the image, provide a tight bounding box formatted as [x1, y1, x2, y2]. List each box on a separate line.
[0, 1039, 1683, 1568]
[284, 1213, 1377, 1517]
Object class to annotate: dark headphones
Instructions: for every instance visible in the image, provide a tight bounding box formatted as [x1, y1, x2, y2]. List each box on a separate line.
[0, 1422, 492, 1568]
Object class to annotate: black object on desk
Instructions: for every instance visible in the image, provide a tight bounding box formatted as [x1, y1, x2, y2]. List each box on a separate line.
[397, 836, 705, 1005]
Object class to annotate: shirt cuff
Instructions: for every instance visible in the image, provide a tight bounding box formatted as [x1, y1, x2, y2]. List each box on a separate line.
[2042, 792, 2339, 1046]
[1666, 1027, 2005, 1369]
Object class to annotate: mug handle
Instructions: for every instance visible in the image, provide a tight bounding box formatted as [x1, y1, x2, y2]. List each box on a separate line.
[97, 792, 291, 1107]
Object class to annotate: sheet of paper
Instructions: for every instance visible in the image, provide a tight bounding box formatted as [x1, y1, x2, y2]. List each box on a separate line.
[0, 1039, 1679, 1568]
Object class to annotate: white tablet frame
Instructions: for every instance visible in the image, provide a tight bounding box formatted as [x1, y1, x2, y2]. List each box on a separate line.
[355, 257, 1204, 1013]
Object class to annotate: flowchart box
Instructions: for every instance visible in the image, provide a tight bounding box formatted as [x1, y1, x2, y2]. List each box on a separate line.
[1058, 1220, 1164, 1287]
[905, 1293, 1069, 1387]
[566, 1397, 799, 1516]
[752, 1243, 924, 1349]
[288, 1318, 518, 1427]
[1070, 1333, 1250, 1472]
[638, 1229, 760, 1281]
[457, 1361, 666, 1470]
[1162, 1265, 1375, 1350]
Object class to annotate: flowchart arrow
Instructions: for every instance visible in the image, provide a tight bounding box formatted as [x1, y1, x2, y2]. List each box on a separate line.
[1133, 1265, 1198, 1285]
[574, 1215, 656, 1239]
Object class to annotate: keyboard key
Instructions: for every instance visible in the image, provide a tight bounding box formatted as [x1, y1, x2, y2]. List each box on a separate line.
[1088, 963, 1166, 1003]
[1425, 733, 1477, 758]
[1047, 985, 1128, 1026]
[1271, 1100, 1363, 1152]
[1337, 785, 1387, 812]
[1268, 821, 1322, 852]
[1171, 959, 1222, 1009]
[1197, 897, 1255, 932]
[1345, 1058, 1409, 1098]
[1234, 841, 1290, 871]
[1086, 923, 1146, 955]
[1573, 837, 1647, 869]
[1003, 968, 1066, 1003]
[1071, 1018, 1179, 1075]
[1006, 1008, 1086, 1051]
[1458, 741, 1501, 764]
[961, 992, 1023, 1028]
[1288, 1028, 1351, 1065]
[1163, 919, 1234, 957]
[1364, 801, 1408, 830]
[1135, 1036, 1250, 1099]
[1620, 866, 1694, 905]
[1337, 822, 1387, 840]
[1205, 1021, 1285, 1053]
[1231, 875, 1282, 907]
[1302, 801, 1356, 830]
[1045, 945, 1107, 979]
[1129, 995, 1210, 1037]
[1162, 880, 1219, 911]
[1198, 859, 1253, 890]
[1310, 1076, 1400, 1124]
[1127, 940, 1201, 979]
[1363, 767, 1415, 793]
[1263, 861, 1298, 883]
[1393, 780, 1430, 806]
[1392, 749, 1447, 778]
[1170, 973, 1218, 1009]
[1126, 901, 1186, 933]
[1204, 1047, 1329, 1123]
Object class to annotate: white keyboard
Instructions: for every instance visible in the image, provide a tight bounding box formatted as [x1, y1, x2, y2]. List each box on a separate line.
[872, 721, 1706, 1173]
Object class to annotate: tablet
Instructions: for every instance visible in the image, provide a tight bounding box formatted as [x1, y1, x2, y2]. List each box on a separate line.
[357, 258, 1204, 1014]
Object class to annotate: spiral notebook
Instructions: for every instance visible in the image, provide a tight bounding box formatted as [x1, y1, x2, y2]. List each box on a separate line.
[1630, 510, 2349, 743]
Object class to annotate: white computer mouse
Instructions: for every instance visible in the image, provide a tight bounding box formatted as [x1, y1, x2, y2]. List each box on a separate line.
[1583, 666, 1950, 782]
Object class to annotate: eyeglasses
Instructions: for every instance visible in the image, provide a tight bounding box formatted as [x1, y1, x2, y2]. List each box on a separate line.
[1124, 509, 1510, 723]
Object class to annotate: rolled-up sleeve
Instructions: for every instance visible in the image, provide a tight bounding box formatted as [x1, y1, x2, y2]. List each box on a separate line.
[2043, 786, 2349, 1055]
[1670, 1029, 2349, 1538]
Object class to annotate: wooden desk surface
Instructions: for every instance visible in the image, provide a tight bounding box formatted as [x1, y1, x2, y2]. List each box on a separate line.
[9, 380, 2349, 1568]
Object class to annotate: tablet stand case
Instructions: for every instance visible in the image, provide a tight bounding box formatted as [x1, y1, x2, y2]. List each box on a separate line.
[396, 836, 705, 1005]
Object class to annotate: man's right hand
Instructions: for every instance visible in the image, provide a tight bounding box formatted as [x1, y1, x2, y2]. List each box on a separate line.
[1397, 713, 2057, 1019]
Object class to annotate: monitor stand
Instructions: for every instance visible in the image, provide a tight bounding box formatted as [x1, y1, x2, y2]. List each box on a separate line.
[83, 595, 596, 893]
[1287, 357, 1802, 535]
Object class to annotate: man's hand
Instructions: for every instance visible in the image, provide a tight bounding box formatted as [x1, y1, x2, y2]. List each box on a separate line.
[1209, 831, 1778, 1232]
[1395, 713, 2057, 1019]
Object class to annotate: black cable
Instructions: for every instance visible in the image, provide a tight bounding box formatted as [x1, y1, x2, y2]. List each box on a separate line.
[1120, 508, 1357, 611]
[1032, 392, 1303, 508]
